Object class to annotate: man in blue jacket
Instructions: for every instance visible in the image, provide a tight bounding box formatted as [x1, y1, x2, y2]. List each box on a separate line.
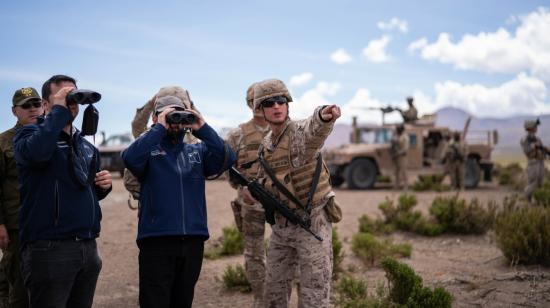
[13, 75, 112, 308]
[122, 93, 236, 308]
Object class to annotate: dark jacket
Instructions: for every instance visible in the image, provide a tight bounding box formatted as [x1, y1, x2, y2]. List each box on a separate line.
[122, 123, 235, 240]
[0, 124, 22, 230]
[13, 105, 111, 246]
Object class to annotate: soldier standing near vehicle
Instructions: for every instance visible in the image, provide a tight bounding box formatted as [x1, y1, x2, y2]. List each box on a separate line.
[242, 79, 341, 307]
[520, 119, 549, 202]
[391, 124, 409, 190]
[399, 96, 418, 123]
[225, 82, 270, 308]
[445, 132, 467, 190]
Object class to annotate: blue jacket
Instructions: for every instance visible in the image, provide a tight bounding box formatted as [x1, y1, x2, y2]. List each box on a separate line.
[13, 105, 111, 246]
[122, 123, 235, 240]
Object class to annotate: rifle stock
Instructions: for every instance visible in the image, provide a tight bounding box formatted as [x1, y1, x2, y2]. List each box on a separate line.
[229, 167, 323, 241]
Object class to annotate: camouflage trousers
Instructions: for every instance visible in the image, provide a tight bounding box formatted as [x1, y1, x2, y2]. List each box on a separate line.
[231, 195, 266, 308]
[449, 161, 465, 190]
[524, 160, 545, 201]
[265, 204, 332, 308]
[0, 231, 28, 308]
[393, 157, 408, 190]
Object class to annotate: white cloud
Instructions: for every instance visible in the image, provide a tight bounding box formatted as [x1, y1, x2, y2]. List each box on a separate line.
[330, 48, 352, 64]
[409, 7, 550, 81]
[340, 88, 396, 124]
[408, 37, 428, 53]
[290, 82, 341, 119]
[289, 72, 314, 87]
[377, 17, 409, 33]
[363, 35, 392, 63]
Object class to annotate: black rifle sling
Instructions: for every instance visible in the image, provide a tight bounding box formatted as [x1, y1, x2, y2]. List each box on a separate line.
[305, 154, 323, 214]
[258, 151, 323, 215]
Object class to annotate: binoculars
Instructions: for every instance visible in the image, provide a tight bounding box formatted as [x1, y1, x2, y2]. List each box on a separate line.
[66, 89, 101, 105]
[166, 111, 197, 125]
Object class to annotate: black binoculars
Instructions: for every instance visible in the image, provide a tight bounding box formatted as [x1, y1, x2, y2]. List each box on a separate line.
[166, 111, 197, 125]
[66, 89, 101, 105]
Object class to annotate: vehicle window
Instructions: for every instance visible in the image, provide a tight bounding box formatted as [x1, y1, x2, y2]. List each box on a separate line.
[359, 129, 392, 144]
[104, 135, 133, 147]
[409, 134, 417, 147]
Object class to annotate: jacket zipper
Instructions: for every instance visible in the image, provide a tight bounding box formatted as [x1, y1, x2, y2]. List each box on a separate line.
[176, 152, 186, 233]
[54, 180, 60, 226]
[88, 187, 95, 237]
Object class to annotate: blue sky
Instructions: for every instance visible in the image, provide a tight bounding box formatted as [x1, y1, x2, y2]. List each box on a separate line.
[2, 0, 550, 136]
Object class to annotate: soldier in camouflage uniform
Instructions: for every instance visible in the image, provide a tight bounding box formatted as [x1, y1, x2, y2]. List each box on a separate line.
[0, 87, 44, 308]
[445, 132, 467, 190]
[242, 79, 341, 308]
[391, 124, 409, 190]
[124, 86, 200, 200]
[520, 120, 548, 202]
[225, 82, 270, 308]
[399, 96, 418, 123]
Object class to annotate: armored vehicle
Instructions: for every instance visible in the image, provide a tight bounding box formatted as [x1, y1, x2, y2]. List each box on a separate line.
[97, 132, 133, 177]
[324, 116, 498, 189]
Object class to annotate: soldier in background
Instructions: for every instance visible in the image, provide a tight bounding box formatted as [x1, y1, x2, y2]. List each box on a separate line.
[391, 124, 409, 190]
[225, 83, 270, 308]
[0, 87, 44, 308]
[520, 119, 548, 202]
[243, 79, 341, 307]
[445, 132, 467, 190]
[399, 96, 418, 123]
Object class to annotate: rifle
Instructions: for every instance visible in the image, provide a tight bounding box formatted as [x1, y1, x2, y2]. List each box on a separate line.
[229, 167, 323, 241]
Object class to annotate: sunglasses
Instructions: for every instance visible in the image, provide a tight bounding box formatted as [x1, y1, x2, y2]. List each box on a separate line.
[18, 101, 42, 110]
[261, 96, 288, 108]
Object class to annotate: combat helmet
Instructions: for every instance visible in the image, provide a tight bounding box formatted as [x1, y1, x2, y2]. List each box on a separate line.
[524, 119, 540, 130]
[253, 79, 293, 110]
[246, 82, 257, 109]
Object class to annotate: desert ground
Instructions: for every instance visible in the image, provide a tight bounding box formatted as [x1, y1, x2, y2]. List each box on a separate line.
[93, 177, 550, 308]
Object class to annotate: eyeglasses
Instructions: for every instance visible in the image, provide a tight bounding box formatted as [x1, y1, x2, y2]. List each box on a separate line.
[18, 101, 42, 110]
[261, 96, 288, 108]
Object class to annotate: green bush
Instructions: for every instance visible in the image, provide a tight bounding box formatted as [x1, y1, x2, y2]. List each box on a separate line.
[494, 198, 550, 265]
[333, 227, 344, 279]
[497, 163, 523, 187]
[412, 174, 450, 192]
[381, 258, 453, 308]
[352, 233, 411, 265]
[204, 225, 245, 259]
[358, 214, 393, 235]
[429, 196, 495, 234]
[397, 194, 417, 212]
[336, 275, 388, 308]
[378, 194, 443, 236]
[533, 179, 550, 207]
[221, 264, 251, 292]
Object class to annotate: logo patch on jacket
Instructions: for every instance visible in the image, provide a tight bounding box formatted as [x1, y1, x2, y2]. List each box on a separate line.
[151, 149, 167, 156]
[188, 150, 201, 164]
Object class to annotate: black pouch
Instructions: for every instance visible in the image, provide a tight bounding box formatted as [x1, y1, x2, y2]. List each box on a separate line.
[81, 104, 99, 136]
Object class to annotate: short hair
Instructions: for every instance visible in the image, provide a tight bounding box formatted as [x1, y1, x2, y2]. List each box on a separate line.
[42, 75, 77, 102]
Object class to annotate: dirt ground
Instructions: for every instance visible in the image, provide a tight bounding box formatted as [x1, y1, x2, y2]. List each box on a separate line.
[93, 178, 550, 308]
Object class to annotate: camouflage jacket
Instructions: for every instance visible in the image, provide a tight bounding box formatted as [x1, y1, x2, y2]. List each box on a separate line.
[401, 106, 418, 123]
[0, 124, 23, 230]
[520, 133, 546, 161]
[391, 133, 409, 159]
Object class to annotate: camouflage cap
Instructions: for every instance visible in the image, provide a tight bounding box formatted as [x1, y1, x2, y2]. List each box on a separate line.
[252, 79, 293, 109]
[154, 95, 186, 113]
[12, 87, 41, 106]
[524, 120, 539, 130]
[156, 86, 193, 110]
[246, 82, 257, 109]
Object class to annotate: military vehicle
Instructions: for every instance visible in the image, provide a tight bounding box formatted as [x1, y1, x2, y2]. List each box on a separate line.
[324, 115, 498, 189]
[97, 132, 133, 177]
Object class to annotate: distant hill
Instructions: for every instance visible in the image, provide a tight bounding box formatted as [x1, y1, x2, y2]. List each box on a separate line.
[324, 107, 550, 155]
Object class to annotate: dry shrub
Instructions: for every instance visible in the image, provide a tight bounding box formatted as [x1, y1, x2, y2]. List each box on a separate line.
[333, 227, 344, 279]
[412, 174, 450, 192]
[429, 196, 496, 234]
[494, 197, 550, 266]
[352, 233, 411, 266]
[221, 264, 251, 292]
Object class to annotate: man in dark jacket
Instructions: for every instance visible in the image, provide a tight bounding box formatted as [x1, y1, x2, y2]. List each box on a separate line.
[13, 75, 112, 308]
[0, 87, 44, 308]
[122, 93, 236, 308]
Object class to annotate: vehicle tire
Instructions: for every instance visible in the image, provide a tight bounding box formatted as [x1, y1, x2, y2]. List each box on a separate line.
[345, 158, 377, 189]
[465, 157, 481, 189]
[330, 175, 344, 187]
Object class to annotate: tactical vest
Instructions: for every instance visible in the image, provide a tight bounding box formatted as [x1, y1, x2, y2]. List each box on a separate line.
[237, 120, 267, 177]
[522, 134, 545, 160]
[260, 123, 332, 210]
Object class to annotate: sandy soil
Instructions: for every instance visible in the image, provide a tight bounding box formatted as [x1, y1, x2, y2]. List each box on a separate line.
[93, 178, 550, 307]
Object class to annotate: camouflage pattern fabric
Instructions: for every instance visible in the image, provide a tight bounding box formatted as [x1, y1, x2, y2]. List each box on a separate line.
[521, 133, 547, 200]
[401, 105, 418, 123]
[446, 141, 467, 190]
[257, 107, 335, 307]
[391, 133, 409, 190]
